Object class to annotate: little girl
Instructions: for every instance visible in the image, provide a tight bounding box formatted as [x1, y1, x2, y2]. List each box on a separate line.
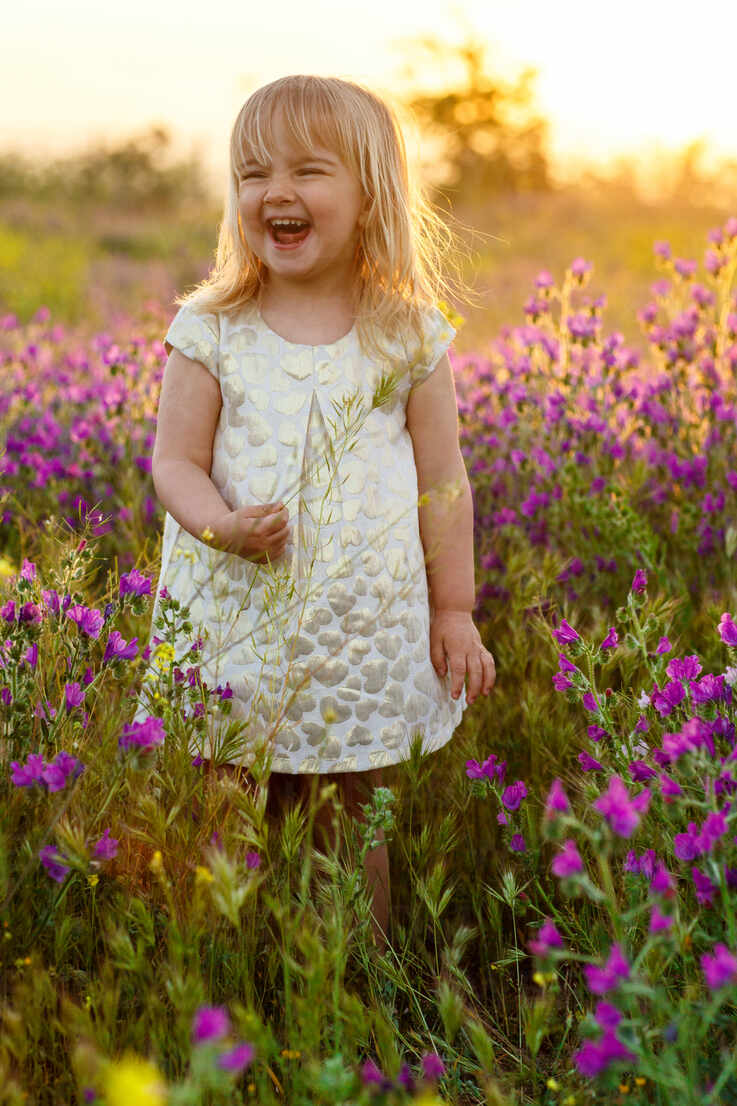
[136, 75, 496, 950]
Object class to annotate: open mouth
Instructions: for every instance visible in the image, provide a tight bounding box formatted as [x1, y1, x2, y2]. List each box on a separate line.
[267, 219, 312, 247]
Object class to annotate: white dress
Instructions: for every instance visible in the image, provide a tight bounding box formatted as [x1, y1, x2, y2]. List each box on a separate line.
[134, 298, 467, 773]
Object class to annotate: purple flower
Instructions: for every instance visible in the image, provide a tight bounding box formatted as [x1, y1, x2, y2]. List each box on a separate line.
[695, 810, 728, 853]
[501, 781, 528, 811]
[631, 570, 648, 594]
[553, 619, 580, 645]
[39, 845, 70, 883]
[674, 826, 701, 861]
[659, 774, 682, 800]
[599, 627, 618, 651]
[578, 751, 604, 772]
[11, 753, 46, 787]
[42, 751, 84, 792]
[528, 918, 564, 957]
[701, 943, 737, 989]
[64, 682, 85, 712]
[692, 867, 718, 906]
[396, 1063, 415, 1092]
[192, 1005, 231, 1043]
[650, 862, 674, 895]
[593, 776, 651, 837]
[629, 761, 657, 782]
[119, 568, 152, 597]
[649, 905, 674, 933]
[574, 1030, 637, 1077]
[655, 636, 672, 655]
[217, 1042, 255, 1073]
[582, 692, 599, 712]
[553, 672, 574, 691]
[509, 833, 526, 852]
[552, 839, 583, 877]
[666, 655, 702, 682]
[421, 1053, 446, 1080]
[103, 630, 139, 663]
[361, 1060, 388, 1087]
[587, 724, 608, 742]
[93, 828, 119, 860]
[558, 653, 578, 674]
[584, 943, 630, 994]
[544, 778, 570, 817]
[719, 613, 737, 647]
[245, 851, 261, 869]
[690, 673, 725, 704]
[594, 1001, 622, 1030]
[119, 716, 166, 752]
[652, 680, 686, 717]
[66, 604, 105, 639]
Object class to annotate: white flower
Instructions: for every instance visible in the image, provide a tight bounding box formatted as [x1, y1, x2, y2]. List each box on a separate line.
[724, 666, 737, 688]
[637, 691, 651, 709]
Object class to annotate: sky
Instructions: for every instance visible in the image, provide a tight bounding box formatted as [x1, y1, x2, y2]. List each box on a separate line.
[3, 0, 736, 197]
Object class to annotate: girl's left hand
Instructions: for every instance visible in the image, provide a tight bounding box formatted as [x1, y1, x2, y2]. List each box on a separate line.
[429, 609, 496, 705]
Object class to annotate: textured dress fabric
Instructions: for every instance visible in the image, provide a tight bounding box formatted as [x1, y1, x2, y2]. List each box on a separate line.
[134, 299, 467, 773]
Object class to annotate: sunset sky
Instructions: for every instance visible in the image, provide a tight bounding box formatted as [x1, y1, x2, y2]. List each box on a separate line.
[4, 0, 736, 194]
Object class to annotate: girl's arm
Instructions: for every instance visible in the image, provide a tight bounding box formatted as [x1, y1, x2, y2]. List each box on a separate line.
[407, 353, 475, 613]
[152, 348, 232, 545]
[407, 353, 495, 705]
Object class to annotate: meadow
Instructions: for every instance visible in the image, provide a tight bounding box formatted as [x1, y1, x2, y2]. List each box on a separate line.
[1, 188, 737, 1105]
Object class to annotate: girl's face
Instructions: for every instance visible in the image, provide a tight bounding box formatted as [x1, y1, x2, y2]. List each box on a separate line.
[237, 110, 366, 294]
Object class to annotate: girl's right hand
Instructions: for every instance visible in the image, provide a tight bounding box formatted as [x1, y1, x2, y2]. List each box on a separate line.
[214, 502, 291, 563]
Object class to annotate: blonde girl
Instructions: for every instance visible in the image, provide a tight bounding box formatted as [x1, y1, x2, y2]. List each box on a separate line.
[141, 75, 496, 952]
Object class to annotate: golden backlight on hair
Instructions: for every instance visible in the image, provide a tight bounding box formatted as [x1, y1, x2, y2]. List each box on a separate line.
[175, 75, 482, 367]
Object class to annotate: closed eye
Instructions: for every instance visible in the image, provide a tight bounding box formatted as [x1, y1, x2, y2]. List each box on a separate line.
[241, 168, 324, 179]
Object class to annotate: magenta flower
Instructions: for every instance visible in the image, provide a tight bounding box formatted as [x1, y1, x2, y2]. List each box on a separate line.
[587, 724, 608, 742]
[599, 627, 618, 650]
[118, 716, 166, 752]
[692, 867, 718, 906]
[217, 1042, 255, 1073]
[584, 943, 630, 994]
[42, 751, 84, 792]
[631, 570, 647, 594]
[674, 826, 702, 861]
[552, 619, 580, 645]
[574, 1030, 637, 1077]
[528, 918, 564, 957]
[119, 568, 152, 597]
[103, 630, 139, 663]
[593, 776, 651, 837]
[651, 680, 686, 717]
[666, 655, 702, 681]
[501, 781, 528, 811]
[655, 636, 672, 655]
[582, 692, 599, 712]
[39, 845, 70, 883]
[578, 751, 604, 772]
[361, 1060, 388, 1087]
[93, 828, 119, 860]
[552, 672, 574, 691]
[593, 1001, 622, 1030]
[11, 753, 46, 787]
[66, 604, 104, 639]
[649, 905, 673, 933]
[509, 833, 526, 852]
[552, 839, 583, 877]
[701, 943, 737, 989]
[420, 1053, 446, 1080]
[558, 654, 577, 674]
[65, 682, 85, 712]
[718, 613, 737, 647]
[544, 778, 570, 817]
[650, 862, 675, 895]
[695, 810, 728, 853]
[192, 1005, 231, 1043]
[659, 774, 682, 800]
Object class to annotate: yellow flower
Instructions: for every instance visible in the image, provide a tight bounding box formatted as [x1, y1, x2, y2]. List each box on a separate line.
[634, 1077, 646, 1087]
[0, 556, 16, 579]
[88, 874, 99, 888]
[546, 1077, 560, 1090]
[104, 1055, 166, 1106]
[201, 526, 215, 543]
[195, 865, 214, 885]
[149, 851, 164, 876]
[618, 1084, 630, 1094]
[153, 643, 176, 671]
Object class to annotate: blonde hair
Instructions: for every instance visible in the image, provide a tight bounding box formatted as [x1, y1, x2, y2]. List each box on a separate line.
[176, 74, 479, 366]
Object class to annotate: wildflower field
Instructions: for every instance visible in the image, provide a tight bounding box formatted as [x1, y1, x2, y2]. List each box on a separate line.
[2, 216, 737, 1105]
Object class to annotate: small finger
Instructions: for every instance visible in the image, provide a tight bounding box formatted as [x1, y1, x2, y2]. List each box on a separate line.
[465, 651, 483, 704]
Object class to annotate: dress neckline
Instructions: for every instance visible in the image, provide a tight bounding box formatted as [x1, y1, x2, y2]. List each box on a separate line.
[255, 304, 356, 351]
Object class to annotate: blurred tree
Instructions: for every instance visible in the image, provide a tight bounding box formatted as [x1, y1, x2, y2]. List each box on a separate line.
[0, 126, 210, 212]
[395, 33, 553, 208]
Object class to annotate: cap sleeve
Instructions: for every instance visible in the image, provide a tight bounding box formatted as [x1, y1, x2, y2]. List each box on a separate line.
[163, 305, 220, 381]
[408, 305, 457, 391]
